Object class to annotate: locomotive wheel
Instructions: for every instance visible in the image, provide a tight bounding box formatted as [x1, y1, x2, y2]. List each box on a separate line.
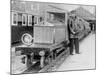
[21, 33, 33, 46]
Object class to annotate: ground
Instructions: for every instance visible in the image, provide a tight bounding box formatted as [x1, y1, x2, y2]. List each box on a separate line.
[57, 33, 95, 71]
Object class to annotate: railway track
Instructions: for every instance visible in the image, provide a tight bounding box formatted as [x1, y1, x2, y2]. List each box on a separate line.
[22, 48, 70, 74]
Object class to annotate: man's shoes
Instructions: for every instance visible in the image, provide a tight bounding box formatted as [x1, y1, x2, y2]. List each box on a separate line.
[76, 52, 80, 54]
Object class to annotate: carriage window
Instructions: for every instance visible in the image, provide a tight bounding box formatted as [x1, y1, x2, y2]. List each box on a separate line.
[22, 14, 27, 26]
[12, 12, 17, 25]
[18, 13, 22, 26]
[39, 17, 45, 25]
[23, 16, 25, 24]
[34, 16, 37, 24]
[28, 15, 32, 26]
[40, 17, 43, 22]
[13, 14, 17, 24]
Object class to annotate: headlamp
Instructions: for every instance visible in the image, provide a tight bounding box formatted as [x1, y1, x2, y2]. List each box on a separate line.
[39, 51, 45, 56]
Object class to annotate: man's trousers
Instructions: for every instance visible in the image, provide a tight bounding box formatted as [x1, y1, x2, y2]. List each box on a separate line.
[69, 38, 79, 54]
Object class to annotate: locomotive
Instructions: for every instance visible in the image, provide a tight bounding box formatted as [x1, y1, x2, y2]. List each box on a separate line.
[11, 1, 91, 73]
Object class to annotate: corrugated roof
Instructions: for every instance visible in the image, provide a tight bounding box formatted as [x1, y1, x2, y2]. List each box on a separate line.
[45, 5, 67, 13]
[70, 7, 96, 20]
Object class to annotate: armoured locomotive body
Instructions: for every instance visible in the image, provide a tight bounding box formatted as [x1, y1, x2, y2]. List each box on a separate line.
[15, 12, 69, 68]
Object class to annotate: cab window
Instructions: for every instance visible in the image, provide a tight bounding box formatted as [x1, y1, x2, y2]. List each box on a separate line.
[47, 13, 54, 22]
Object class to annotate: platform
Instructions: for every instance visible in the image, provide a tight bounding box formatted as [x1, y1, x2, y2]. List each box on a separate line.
[56, 33, 95, 71]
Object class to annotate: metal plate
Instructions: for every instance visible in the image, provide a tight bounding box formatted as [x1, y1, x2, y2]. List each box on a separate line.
[34, 26, 54, 44]
[34, 25, 67, 44]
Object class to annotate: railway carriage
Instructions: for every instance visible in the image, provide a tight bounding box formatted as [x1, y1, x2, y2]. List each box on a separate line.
[11, 11, 35, 44]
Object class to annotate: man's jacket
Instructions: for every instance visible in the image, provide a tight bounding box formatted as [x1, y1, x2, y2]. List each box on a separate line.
[68, 18, 81, 38]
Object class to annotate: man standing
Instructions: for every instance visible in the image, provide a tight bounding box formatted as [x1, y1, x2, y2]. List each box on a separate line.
[68, 15, 80, 55]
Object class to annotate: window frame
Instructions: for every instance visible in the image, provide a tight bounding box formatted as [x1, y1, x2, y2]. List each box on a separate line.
[34, 16, 39, 25]
[17, 13, 22, 26]
[22, 14, 27, 26]
[11, 12, 18, 26]
[28, 15, 32, 26]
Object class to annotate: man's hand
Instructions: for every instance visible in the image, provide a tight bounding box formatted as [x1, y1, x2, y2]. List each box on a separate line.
[73, 32, 76, 34]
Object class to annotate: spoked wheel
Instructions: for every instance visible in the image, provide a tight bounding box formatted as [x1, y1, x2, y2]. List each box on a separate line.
[21, 33, 33, 46]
